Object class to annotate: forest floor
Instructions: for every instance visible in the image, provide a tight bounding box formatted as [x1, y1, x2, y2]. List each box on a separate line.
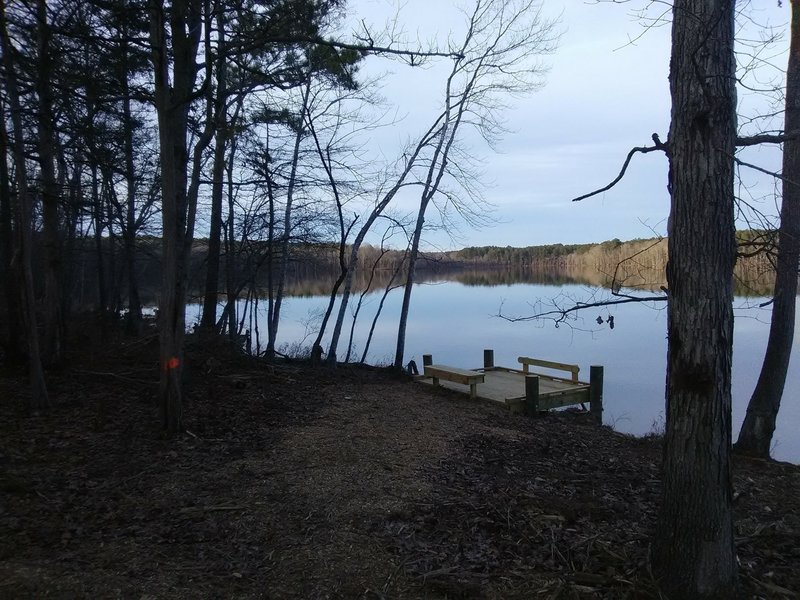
[0, 325, 799, 599]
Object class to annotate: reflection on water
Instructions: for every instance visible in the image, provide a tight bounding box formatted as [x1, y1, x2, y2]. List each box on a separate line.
[267, 261, 780, 299]
[231, 267, 799, 463]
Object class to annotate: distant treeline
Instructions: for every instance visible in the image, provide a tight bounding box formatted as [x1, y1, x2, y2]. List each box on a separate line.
[421, 234, 778, 294]
[60, 232, 781, 310]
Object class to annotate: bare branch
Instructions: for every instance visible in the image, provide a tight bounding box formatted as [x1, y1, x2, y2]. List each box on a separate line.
[732, 155, 800, 187]
[498, 294, 668, 323]
[571, 133, 667, 202]
[736, 129, 800, 146]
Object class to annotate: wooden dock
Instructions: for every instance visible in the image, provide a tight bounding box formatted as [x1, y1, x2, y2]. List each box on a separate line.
[418, 349, 603, 425]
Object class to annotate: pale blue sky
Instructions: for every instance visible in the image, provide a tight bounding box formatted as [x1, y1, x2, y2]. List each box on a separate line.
[345, 0, 790, 249]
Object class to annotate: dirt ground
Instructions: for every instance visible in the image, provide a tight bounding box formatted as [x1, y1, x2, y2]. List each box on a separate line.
[0, 331, 798, 599]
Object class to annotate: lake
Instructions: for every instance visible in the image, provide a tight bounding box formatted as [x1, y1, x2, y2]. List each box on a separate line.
[189, 275, 800, 463]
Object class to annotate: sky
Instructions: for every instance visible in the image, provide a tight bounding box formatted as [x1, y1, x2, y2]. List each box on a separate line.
[343, 0, 790, 250]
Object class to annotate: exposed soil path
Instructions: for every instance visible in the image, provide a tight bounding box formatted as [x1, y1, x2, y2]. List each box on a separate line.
[1, 334, 798, 598]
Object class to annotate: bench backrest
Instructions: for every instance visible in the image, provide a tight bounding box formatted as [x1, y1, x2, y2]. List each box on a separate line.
[517, 356, 580, 382]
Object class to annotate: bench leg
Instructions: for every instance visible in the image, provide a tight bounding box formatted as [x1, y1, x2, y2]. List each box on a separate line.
[470, 383, 477, 398]
[432, 377, 439, 387]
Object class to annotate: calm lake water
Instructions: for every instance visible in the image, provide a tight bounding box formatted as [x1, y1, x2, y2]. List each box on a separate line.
[190, 277, 800, 463]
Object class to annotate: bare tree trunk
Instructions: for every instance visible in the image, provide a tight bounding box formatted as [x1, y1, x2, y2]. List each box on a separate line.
[61, 161, 82, 323]
[0, 101, 23, 362]
[201, 6, 228, 331]
[225, 138, 238, 340]
[104, 170, 125, 316]
[0, 0, 49, 408]
[120, 12, 143, 334]
[345, 244, 391, 362]
[201, 123, 228, 330]
[90, 163, 108, 315]
[268, 77, 312, 359]
[360, 248, 406, 364]
[307, 113, 355, 363]
[394, 210, 426, 369]
[393, 0, 500, 370]
[150, 0, 203, 434]
[326, 128, 436, 364]
[265, 144, 276, 346]
[36, 0, 64, 366]
[735, 0, 800, 459]
[327, 231, 369, 365]
[651, 0, 739, 596]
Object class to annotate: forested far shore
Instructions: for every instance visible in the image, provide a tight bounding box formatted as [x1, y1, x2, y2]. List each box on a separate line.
[45, 232, 784, 311]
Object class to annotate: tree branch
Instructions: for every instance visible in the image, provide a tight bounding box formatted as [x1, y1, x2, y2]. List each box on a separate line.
[732, 155, 800, 187]
[498, 294, 668, 324]
[736, 129, 800, 147]
[571, 133, 668, 202]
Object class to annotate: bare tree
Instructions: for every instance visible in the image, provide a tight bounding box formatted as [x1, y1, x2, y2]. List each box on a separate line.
[325, 125, 437, 364]
[391, 0, 557, 370]
[265, 76, 313, 359]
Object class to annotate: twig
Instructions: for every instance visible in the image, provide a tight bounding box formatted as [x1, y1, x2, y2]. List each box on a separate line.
[74, 369, 158, 385]
[179, 505, 246, 513]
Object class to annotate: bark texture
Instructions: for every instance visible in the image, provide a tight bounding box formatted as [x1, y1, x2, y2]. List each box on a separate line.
[735, 0, 800, 459]
[652, 0, 739, 597]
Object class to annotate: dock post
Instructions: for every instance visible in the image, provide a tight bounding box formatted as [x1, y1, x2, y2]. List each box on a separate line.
[590, 365, 604, 426]
[483, 349, 494, 370]
[525, 375, 540, 416]
[423, 354, 433, 368]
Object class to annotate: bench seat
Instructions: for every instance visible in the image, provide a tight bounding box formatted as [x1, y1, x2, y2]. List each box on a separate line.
[424, 364, 485, 398]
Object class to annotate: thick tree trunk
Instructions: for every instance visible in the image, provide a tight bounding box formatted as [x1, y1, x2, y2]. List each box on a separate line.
[651, 1, 739, 597]
[735, 0, 800, 459]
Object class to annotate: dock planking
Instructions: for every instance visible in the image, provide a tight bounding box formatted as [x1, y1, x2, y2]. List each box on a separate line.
[419, 350, 603, 425]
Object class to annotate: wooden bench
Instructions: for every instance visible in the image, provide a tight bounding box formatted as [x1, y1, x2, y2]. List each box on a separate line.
[518, 356, 580, 382]
[424, 364, 485, 398]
